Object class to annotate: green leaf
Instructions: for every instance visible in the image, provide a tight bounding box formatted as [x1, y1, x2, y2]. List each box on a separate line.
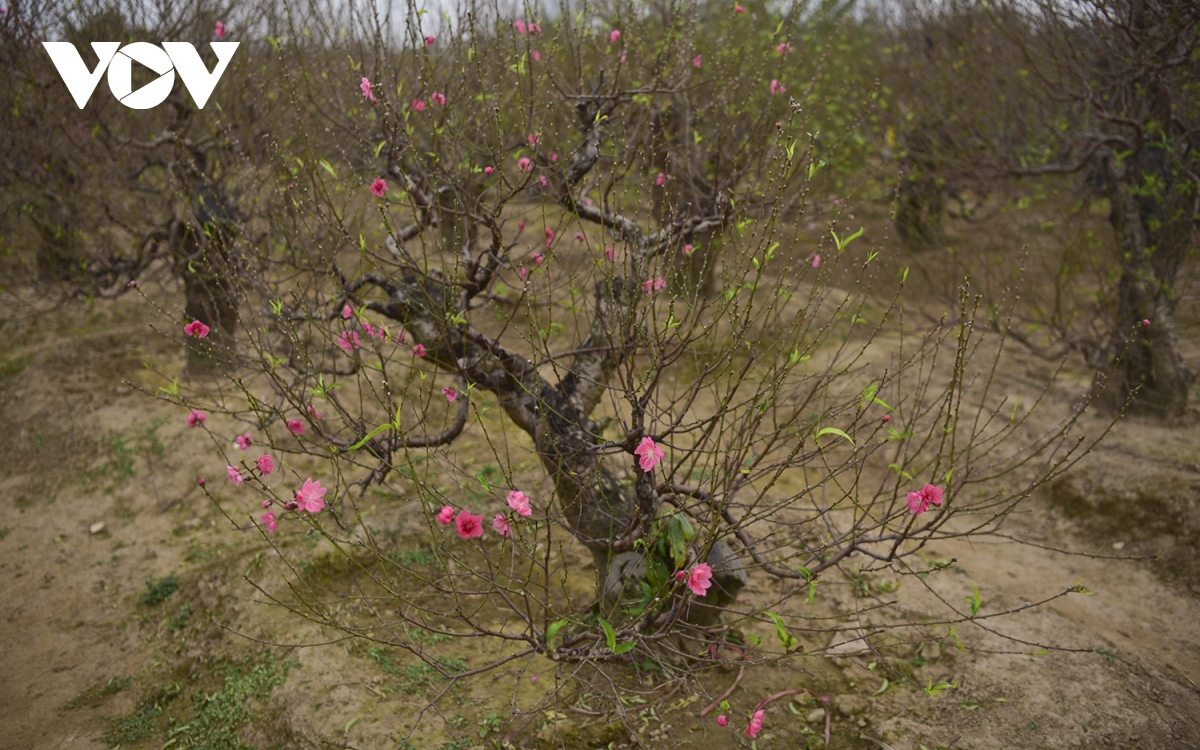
[598, 617, 616, 651]
[966, 583, 981, 618]
[814, 426, 854, 446]
[613, 641, 636, 654]
[765, 612, 798, 652]
[373, 140, 386, 158]
[319, 159, 337, 178]
[872, 678, 890, 696]
[831, 226, 864, 254]
[545, 619, 567, 645]
[923, 678, 957, 697]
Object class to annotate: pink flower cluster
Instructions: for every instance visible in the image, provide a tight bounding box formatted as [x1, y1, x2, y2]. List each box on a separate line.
[642, 277, 667, 294]
[634, 436, 664, 471]
[435, 489, 532, 541]
[907, 483, 944, 515]
[184, 320, 210, 338]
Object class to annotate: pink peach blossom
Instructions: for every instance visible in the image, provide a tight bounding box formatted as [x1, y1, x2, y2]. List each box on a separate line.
[642, 277, 666, 293]
[287, 419, 304, 435]
[456, 510, 484, 539]
[514, 19, 526, 34]
[693, 55, 702, 68]
[338, 330, 361, 353]
[307, 405, 324, 420]
[493, 513, 511, 536]
[769, 79, 786, 95]
[214, 20, 226, 38]
[226, 465, 243, 486]
[538, 174, 548, 188]
[687, 563, 713, 596]
[186, 410, 206, 428]
[412, 343, 426, 357]
[906, 483, 945, 514]
[609, 29, 621, 43]
[533, 50, 541, 62]
[507, 490, 532, 517]
[437, 505, 455, 525]
[529, 22, 541, 34]
[634, 436, 664, 471]
[717, 715, 728, 726]
[184, 320, 211, 338]
[235, 433, 253, 450]
[532, 251, 545, 265]
[360, 77, 375, 102]
[528, 132, 540, 147]
[735, 5, 745, 12]
[777, 42, 793, 55]
[746, 710, 764, 738]
[518, 157, 532, 172]
[812, 254, 821, 268]
[655, 172, 665, 187]
[604, 247, 615, 261]
[484, 166, 493, 175]
[442, 386, 458, 402]
[411, 98, 426, 111]
[342, 303, 354, 319]
[682, 244, 694, 256]
[424, 34, 434, 46]
[574, 232, 584, 242]
[431, 91, 445, 106]
[370, 178, 388, 197]
[262, 511, 276, 533]
[257, 454, 275, 475]
[518, 267, 529, 280]
[295, 478, 327, 513]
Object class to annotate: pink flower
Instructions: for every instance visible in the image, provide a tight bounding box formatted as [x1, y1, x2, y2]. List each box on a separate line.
[235, 433, 253, 450]
[529, 22, 541, 34]
[833, 198, 841, 206]
[411, 98, 426, 111]
[431, 91, 446, 106]
[604, 247, 615, 261]
[442, 386, 458, 402]
[184, 320, 211, 338]
[262, 512, 276, 533]
[550, 152, 558, 162]
[777, 42, 793, 55]
[882, 415, 890, 423]
[484, 166, 493, 175]
[295, 478, 327, 513]
[371, 178, 388, 197]
[533, 50, 541, 62]
[693, 55, 702, 68]
[198, 477, 206, 487]
[544, 227, 554, 243]
[538, 174, 548, 188]
[532, 251, 545, 265]
[436, 506, 455, 525]
[214, 20, 226, 38]
[337, 330, 361, 353]
[528, 132, 540, 147]
[361, 321, 377, 339]
[769, 79, 787, 95]
[530, 674, 539, 683]
[735, 5, 745, 12]
[186, 410, 206, 428]
[682, 244, 694, 256]
[634, 436, 664, 471]
[360, 77, 375, 101]
[717, 715, 728, 727]
[342, 303, 354, 319]
[493, 513, 511, 536]
[655, 172, 666, 187]
[518, 267, 529, 280]
[518, 157, 532, 172]
[687, 563, 713, 596]
[906, 483, 945, 515]
[676, 570, 686, 580]
[412, 343, 426, 357]
[514, 19, 526, 34]
[424, 34, 434, 46]
[610, 29, 621, 43]
[1142, 319, 1151, 327]
[307, 405, 324, 420]
[287, 419, 304, 434]
[574, 232, 584, 242]
[226, 465, 243, 486]
[507, 490, 532, 517]
[456, 510, 484, 539]
[812, 254, 821, 268]
[518, 220, 527, 232]
[746, 710, 764, 739]
[642, 277, 666, 293]
[257, 454, 275, 475]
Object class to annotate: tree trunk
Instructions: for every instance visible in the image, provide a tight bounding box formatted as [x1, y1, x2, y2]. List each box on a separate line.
[1096, 151, 1193, 417]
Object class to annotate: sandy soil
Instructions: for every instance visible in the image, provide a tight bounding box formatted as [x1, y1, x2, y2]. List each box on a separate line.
[1, 283, 1198, 750]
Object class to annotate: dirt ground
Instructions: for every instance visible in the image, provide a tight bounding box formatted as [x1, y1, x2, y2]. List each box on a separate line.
[2, 278, 1199, 750]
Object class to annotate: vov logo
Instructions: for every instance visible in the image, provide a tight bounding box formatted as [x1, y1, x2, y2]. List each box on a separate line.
[43, 41, 240, 109]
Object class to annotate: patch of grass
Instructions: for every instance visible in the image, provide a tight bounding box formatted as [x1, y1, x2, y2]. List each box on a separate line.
[64, 676, 132, 710]
[185, 542, 229, 563]
[162, 655, 292, 750]
[389, 548, 434, 567]
[0, 527, 10, 541]
[167, 604, 192, 632]
[0, 355, 29, 381]
[105, 703, 163, 746]
[367, 648, 466, 695]
[140, 574, 180, 605]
